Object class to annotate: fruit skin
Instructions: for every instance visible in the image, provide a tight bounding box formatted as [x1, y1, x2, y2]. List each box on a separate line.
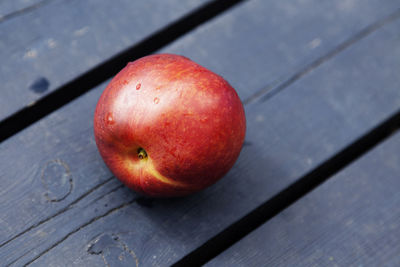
[94, 54, 246, 197]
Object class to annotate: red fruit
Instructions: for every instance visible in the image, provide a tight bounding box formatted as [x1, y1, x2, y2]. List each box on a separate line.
[94, 54, 246, 197]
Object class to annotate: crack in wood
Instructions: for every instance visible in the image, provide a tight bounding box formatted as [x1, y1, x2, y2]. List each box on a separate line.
[2, 2, 400, 266]
[5, 5, 399, 248]
[0, 0, 246, 143]
[173, 110, 400, 266]
[0, 177, 113, 249]
[0, 0, 53, 23]
[23, 198, 138, 266]
[85, 184, 125, 208]
[243, 8, 400, 105]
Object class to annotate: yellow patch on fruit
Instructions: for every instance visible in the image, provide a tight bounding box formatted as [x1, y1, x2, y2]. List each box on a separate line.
[145, 160, 187, 187]
[126, 154, 186, 187]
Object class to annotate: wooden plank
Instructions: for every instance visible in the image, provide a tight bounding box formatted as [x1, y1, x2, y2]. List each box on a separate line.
[1, 1, 400, 266]
[207, 132, 400, 267]
[26, 17, 400, 264]
[163, 0, 400, 102]
[2, 1, 394, 251]
[0, 0, 398, 123]
[0, 0, 48, 22]
[2, 0, 393, 246]
[0, 0, 209, 121]
[0, 6, 400, 266]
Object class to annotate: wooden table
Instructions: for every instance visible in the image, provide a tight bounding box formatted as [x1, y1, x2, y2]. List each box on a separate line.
[1, 1, 400, 266]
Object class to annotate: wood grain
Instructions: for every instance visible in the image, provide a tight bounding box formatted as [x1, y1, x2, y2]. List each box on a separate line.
[0, 0, 208, 121]
[0, 0, 50, 23]
[163, 0, 400, 102]
[31, 19, 400, 262]
[0, 0, 400, 266]
[1, 0, 398, 123]
[207, 132, 400, 267]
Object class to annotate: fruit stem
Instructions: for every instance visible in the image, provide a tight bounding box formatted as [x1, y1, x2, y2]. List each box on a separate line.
[137, 148, 147, 160]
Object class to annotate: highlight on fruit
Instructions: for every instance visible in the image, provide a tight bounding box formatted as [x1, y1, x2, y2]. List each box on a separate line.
[94, 54, 246, 197]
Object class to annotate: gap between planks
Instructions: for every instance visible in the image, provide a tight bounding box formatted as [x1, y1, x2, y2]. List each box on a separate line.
[172, 7, 400, 266]
[174, 113, 400, 266]
[0, 0, 246, 143]
[3, 6, 400, 264]
[174, 103, 400, 264]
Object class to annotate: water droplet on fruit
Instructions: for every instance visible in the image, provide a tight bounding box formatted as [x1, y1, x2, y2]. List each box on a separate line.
[106, 113, 114, 124]
[136, 83, 141, 90]
[153, 97, 159, 104]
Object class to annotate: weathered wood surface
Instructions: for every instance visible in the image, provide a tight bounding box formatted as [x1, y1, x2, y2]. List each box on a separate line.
[0, 0, 208, 121]
[1, 0, 398, 122]
[207, 131, 400, 267]
[0, 0, 48, 22]
[162, 0, 400, 102]
[33, 16, 400, 266]
[0, 0, 400, 266]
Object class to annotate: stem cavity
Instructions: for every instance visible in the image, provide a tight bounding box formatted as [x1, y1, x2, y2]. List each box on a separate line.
[137, 148, 148, 160]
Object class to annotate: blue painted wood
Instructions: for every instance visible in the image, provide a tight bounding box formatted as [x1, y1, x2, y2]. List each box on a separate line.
[2, 0, 394, 251]
[0, 0, 398, 123]
[1, 0, 400, 266]
[37, 16, 400, 265]
[164, 0, 400, 102]
[0, 0, 48, 22]
[207, 132, 400, 267]
[0, 0, 209, 121]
